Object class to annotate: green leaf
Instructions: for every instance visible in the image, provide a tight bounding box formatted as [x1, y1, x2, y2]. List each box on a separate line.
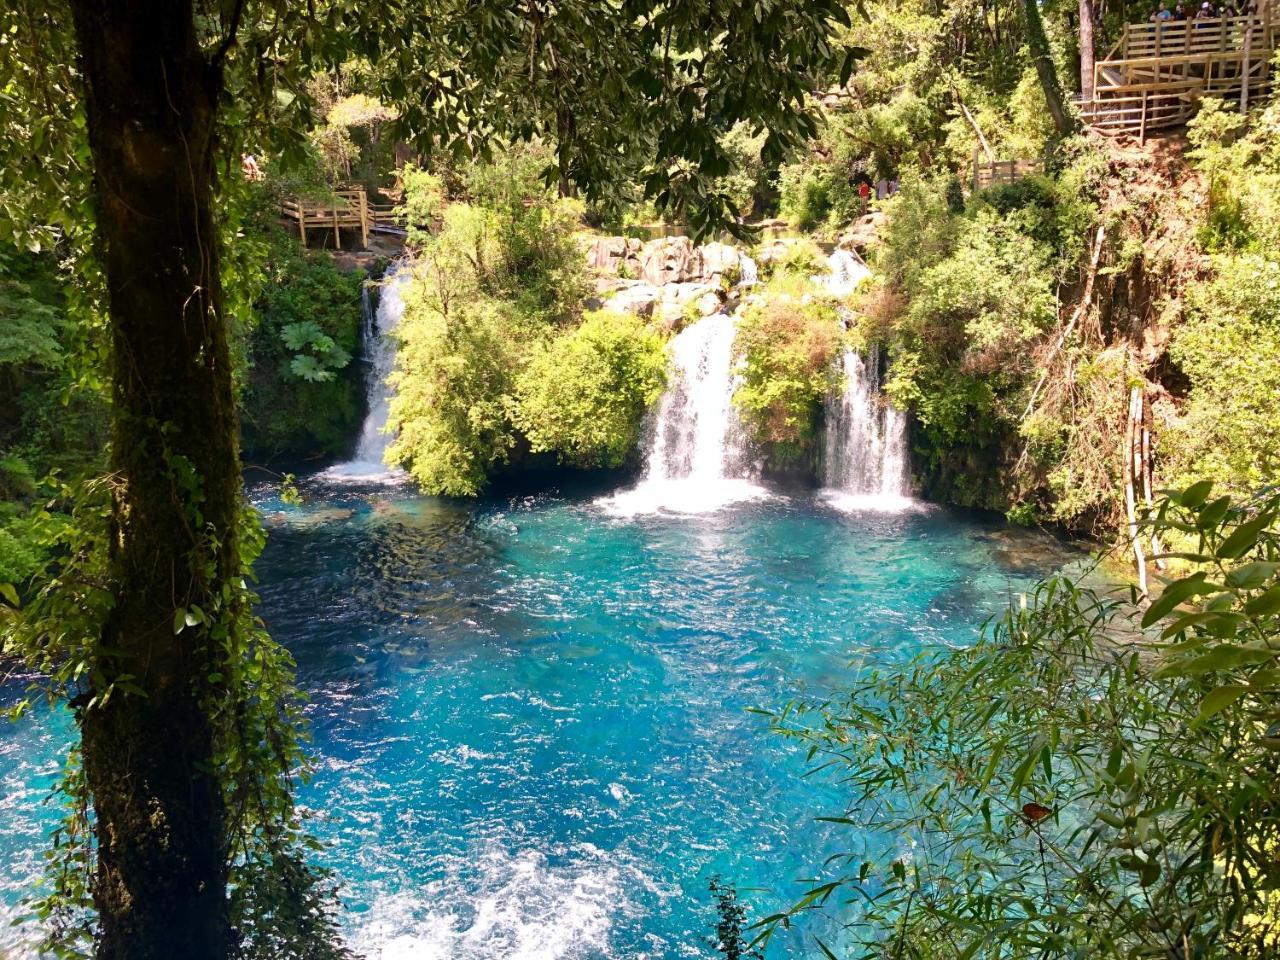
[1182, 479, 1214, 510]
[1217, 514, 1274, 561]
[172, 607, 187, 635]
[1141, 574, 1213, 628]
[1244, 584, 1280, 617]
[1225, 562, 1279, 590]
[0, 582, 18, 607]
[1195, 684, 1249, 724]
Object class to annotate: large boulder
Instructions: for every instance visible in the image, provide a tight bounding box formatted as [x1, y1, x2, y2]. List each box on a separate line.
[697, 242, 741, 284]
[838, 212, 887, 255]
[605, 281, 661, 319]
[655, 282, 722, 331]
[584, 235, 642, 275]
[639, 236, 698, 285]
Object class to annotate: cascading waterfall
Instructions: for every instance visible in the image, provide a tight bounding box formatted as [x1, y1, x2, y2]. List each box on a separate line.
[822, 348, 910, 503]
[817, 250, 913, 510]
[602, 309, 764, 515]
[324, 264, 409, 481]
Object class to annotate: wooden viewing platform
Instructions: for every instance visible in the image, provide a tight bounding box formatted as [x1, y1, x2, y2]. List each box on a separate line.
[972, 156, 1043, 190]
[281, 187, 407, 249]
[1082, 8, 1277, 140]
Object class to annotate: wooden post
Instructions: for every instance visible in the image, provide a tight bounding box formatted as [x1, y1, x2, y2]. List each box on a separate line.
[297, 202, 306, 247]
[972, 146, 980, 192]
[332, 204, 340, 250]
[1007, 159, 1016, 183]
[358, 189, 369, 248]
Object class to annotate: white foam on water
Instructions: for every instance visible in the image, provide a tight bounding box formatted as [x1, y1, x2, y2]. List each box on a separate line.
[321, 264, 411, 484]
[600, 477, 769, 518]
[348, 842, 650, 960]
[599, 312, 765, 517]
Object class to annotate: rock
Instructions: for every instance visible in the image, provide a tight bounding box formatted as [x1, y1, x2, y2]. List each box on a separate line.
[605, 282, 661, 319]
[839, 212, 886, 254]
[584, 235, 642, 275]
[654, 282, 722, 331]
[697, 242, 741, 283]
[639, 236, 697, 285]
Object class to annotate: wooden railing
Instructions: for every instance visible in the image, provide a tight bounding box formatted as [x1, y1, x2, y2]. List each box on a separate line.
[281, 188, 370, 249]
[1082, 10, 1277, 139]
[1107, 13, 1275, 60]
[972, 155, 1042, 190]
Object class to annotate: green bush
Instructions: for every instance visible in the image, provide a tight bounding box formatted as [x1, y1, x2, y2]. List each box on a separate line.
[386, 164, 596, 494]
[239, 229, 364, 458]
[733, 280, 842, 461]
[1165, 253, 1280, 494]
[513, 311, 667, 469]
[763, 483, 1280, 958]
[778, 162, 837, 233]
[388, 278, 523, 496]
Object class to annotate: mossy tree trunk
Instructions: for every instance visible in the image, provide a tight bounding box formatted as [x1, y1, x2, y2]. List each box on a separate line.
[1022, 0, 1081, 137]
[68, 2, 238, 956]
[1079, 0, 1097, 102]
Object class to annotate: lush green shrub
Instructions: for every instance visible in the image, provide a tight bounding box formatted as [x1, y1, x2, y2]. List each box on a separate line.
[239, 228, 365, 458]
[1166, 254, 1280, 494]
[388, 276, 524, 495]
[763, 483, 1280, 958]
[733, 279, 842, 460]
[386, 164, 597, 494]
[778, 162, 837, 233]
[513, 311, 667, 469]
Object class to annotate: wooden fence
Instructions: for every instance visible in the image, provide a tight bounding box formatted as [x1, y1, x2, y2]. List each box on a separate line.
[1081, 10, 1277, 139]
[972, 154, 1043, 190]
[281, 189, 370, 249]
[1108, 13, 1275, 60]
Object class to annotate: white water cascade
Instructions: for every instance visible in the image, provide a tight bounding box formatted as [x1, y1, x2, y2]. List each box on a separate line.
[822, 347, 911, 510]
[323, 265, 409, 482]
[817, 251, 914, 511]
[602, 311, 764, 515]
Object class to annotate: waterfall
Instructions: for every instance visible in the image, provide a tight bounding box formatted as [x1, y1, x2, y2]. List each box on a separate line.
[819, 248, 870, 296]
[821, 347, 910, 505]
[601, 312, 764, 515]
[818, 250, 914, 511]
[738, 253, 759, 287]
[323, 264, 410, 482]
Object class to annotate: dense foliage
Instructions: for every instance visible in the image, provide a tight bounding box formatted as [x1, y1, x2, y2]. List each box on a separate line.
[733, 274, 843, 464]
[1163, 101, 1280, 496]
[765, 482, 1280, 958]
[239, 226, 366, 459]
[514, 310, 668, 470]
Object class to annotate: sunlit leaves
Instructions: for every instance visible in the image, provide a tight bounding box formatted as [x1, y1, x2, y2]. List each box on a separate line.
[761, 482, 1280, 958]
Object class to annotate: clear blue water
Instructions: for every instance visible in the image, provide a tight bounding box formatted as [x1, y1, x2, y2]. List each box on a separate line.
[0, 479, 1078, 958]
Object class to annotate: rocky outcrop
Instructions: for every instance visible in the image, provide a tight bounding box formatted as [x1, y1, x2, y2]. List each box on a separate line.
[838, 212, 886, 255]
[583, 235, 749, 287]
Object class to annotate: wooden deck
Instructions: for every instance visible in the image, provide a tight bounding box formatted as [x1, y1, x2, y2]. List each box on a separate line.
[1082, 11, 1277, 140]
[281, 188, 410, 249]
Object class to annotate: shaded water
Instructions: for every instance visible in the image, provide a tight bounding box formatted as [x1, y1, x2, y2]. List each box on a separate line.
[0, 481, 1077, 958]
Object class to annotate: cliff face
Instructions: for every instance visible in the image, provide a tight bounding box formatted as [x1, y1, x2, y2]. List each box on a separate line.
[865, 132, 1225, 541]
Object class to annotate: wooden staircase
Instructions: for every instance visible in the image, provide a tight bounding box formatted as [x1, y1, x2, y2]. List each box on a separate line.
[1081, 10, 1277, 139]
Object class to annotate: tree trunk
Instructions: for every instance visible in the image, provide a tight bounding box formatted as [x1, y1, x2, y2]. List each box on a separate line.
[1022, 0, 1081, 138]
[68, 2, 236, 957]
[1079, 0, 1097, 102]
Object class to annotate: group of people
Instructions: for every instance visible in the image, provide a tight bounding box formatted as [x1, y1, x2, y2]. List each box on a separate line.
[1149, 0, 1259, 21]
